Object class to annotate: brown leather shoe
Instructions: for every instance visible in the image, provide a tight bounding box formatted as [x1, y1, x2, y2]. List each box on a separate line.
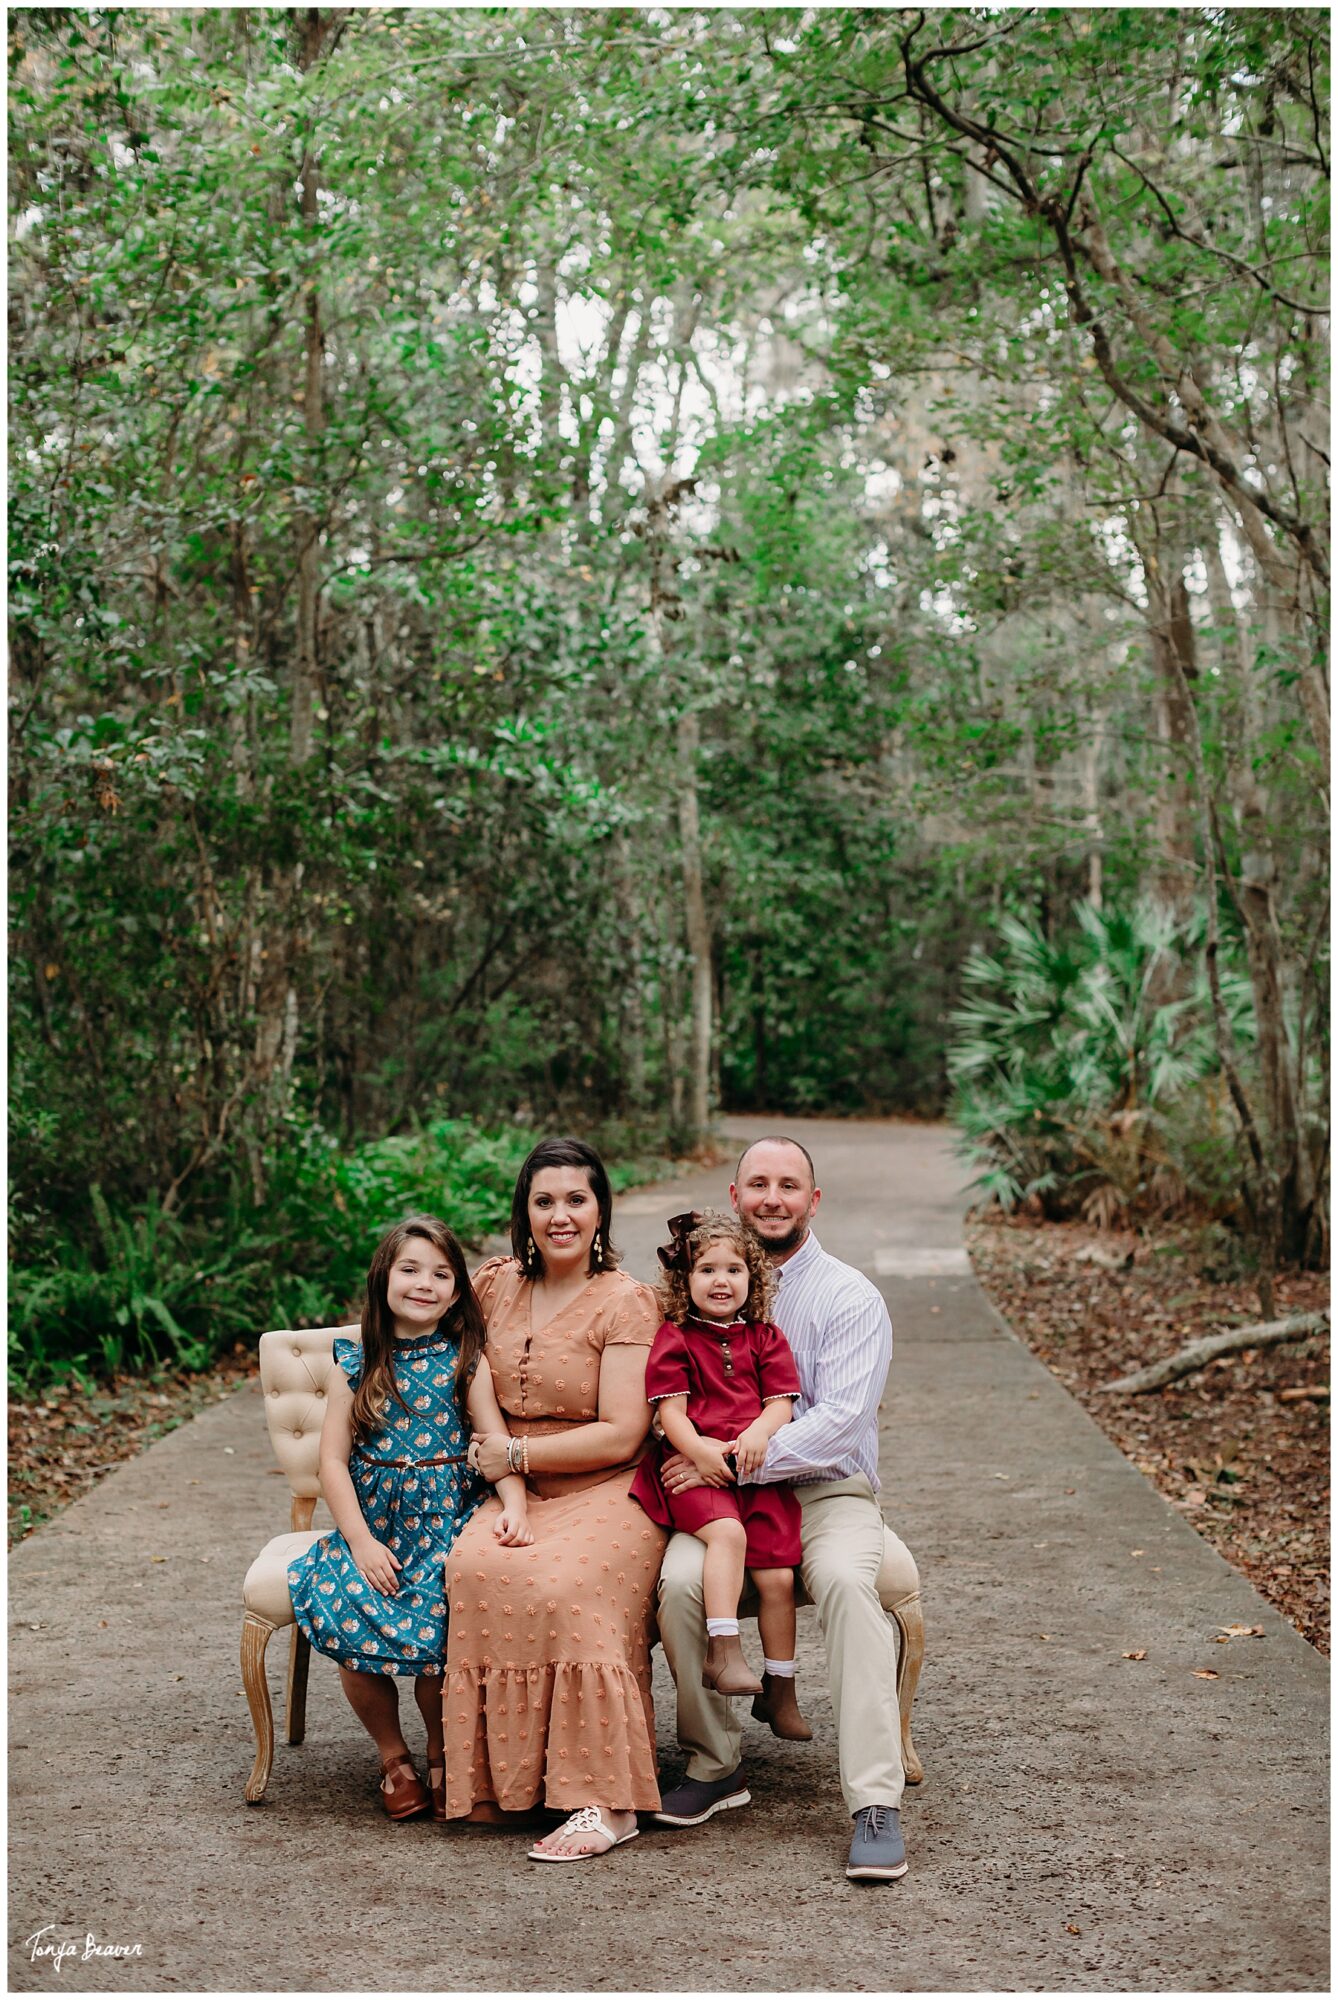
[751, 1672, 813, 1741]
[701, 1633, 764, 1696]
[427, 1763, 447, 1822]
[380, 1753, 431, 1820]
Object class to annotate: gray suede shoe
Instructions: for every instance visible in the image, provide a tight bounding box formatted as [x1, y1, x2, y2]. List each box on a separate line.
[846, 1805, 908, 1881]
[653, 1767, 751, 1826]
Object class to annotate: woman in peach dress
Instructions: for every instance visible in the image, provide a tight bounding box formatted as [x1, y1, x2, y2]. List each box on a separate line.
[443, 1137, 667, 1860]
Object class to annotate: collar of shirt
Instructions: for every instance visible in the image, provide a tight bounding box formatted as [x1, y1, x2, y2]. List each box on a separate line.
[392, 1327, 453, 1352]
[684, 1311, 750, 1339]
[773, 1229, 822, 1290]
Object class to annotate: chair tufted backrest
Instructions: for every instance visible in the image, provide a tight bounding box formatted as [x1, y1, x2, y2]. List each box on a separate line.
[258, 1324, 361, 1499]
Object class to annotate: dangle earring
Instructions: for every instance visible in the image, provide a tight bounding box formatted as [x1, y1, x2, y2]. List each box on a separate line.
[592, 1229, 603, 1267]
[526, 1234, 537, 1270]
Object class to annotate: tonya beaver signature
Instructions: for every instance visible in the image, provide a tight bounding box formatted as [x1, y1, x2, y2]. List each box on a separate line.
[24, 1926, 144, 1976]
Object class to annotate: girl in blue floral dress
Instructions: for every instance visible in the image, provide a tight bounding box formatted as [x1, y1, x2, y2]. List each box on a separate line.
[287, 1214, 532, 1821]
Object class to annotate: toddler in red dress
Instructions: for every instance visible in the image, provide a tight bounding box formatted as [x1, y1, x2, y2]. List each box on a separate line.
[630, 1208, 811, 1740]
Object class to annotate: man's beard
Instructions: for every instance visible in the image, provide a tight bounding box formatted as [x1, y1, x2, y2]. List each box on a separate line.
[754, 1217, 809, 1257]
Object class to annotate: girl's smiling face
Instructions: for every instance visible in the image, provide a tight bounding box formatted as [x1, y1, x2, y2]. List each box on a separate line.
[688, 1239, 750, 1322]
[527, 1166, 598, 1273]
[386, 1245, 457, 1338]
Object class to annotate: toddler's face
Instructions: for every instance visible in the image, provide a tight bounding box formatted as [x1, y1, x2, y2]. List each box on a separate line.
[688, 1239, 750, 1322]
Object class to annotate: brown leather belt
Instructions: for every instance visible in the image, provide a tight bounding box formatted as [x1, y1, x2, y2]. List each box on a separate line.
[355, 1452, 469, 1469]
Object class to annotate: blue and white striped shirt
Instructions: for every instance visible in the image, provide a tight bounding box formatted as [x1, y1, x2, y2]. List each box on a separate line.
[749, 1231, 892, 1492]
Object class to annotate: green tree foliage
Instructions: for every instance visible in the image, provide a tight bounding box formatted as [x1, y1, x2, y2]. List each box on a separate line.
[9, 9, 1328, 1375]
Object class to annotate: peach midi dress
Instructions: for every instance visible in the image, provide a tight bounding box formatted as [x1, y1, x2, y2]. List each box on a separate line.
[442, 1257, 667, 1817]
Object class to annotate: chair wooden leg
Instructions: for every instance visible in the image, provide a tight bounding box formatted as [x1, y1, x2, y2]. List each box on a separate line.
[285, 1625, 311, 1745]
[891, 1592, 925, 1786]
[242, 1612, 277, 1804]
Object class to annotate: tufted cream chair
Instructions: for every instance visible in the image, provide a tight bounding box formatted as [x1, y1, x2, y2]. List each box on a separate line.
[240, 1324, 358, 1803]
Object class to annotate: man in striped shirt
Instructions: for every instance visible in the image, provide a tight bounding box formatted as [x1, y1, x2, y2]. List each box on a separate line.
[654, 1136, 919, 1883]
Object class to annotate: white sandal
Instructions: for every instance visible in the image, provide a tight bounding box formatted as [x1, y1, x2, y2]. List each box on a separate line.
[527, 1805, 640, 1863]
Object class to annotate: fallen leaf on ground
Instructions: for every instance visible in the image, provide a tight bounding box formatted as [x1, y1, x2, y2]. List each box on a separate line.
[1215, 1623, 1264, 1639]
[1191, 1668, 1220, 1679]
[1122, 1649, 1148, 1661]
[1065, 1923, 1082, 1936]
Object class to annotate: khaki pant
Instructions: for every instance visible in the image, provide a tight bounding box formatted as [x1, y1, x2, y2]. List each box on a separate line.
[656, 1475, 917, 1814]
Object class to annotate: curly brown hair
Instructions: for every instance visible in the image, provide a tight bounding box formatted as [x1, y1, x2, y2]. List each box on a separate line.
[655, 1209, 777, 1327]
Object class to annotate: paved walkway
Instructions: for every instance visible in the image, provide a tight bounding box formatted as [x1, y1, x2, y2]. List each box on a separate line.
[8, 1119, 1329, 1991]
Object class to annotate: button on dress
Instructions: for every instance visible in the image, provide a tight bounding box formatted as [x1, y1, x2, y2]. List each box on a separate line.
[442, 1259, 666, 1816]
[287, 1330, 485, 1676]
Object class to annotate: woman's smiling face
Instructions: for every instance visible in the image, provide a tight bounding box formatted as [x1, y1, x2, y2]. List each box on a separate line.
[527, 1166, 599, 1273]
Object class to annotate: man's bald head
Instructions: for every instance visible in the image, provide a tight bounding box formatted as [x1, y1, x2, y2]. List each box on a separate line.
[734, 1135, 817, 1190]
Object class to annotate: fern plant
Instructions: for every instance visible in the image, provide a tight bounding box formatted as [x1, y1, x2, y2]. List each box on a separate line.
[948, 900, 1254, 1223]
[8, 1183, 271, 1389]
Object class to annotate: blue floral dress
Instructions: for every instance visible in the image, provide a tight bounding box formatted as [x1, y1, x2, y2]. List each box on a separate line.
[287, 1330, 486, 1677]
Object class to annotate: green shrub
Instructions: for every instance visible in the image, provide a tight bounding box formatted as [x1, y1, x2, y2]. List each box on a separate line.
[8, 1183, 273, 1389]
[8, 1116, 675, 1393]
[948, 900, 1255, 1226]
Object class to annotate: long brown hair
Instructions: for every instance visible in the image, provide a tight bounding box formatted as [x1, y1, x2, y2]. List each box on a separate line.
[655, 1209, 777, 1328]
[350, 1215, 486, 1448]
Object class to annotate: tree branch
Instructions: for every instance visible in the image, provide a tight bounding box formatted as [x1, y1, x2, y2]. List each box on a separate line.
[1097, 1311, 1329, 1394]
[1111, 146, 1327, 316]
[1042, 192, 1329, 586]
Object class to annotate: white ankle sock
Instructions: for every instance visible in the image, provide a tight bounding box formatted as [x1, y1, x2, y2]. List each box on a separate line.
[706, 1619, 740, 1637]
[763, 1657, 796, 1677]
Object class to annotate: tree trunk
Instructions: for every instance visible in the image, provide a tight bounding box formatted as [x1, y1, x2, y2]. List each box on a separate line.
[1200, 517, 1319, 1265]
[676, 706, 712, 1140]
[1140, 536, 1200, 932]
[290, 84, 323, 769]
[1081, 700, 1106, 910]
[752, 940, 769, 1110]
[612, 831, 648, 1113]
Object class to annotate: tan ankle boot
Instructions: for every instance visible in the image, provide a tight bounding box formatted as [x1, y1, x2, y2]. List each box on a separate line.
[701, 1633, 764, 1696]
[751, 1672, 813, 1741]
